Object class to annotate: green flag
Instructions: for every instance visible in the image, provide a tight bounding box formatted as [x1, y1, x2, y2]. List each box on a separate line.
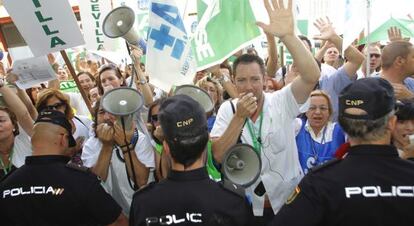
[358, 18, 414, 45]
[192, 0, 261, 69]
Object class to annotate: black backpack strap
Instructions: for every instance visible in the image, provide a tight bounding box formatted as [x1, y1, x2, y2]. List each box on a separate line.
[74, 116, 88, 129]
[229, 99, 243, 144]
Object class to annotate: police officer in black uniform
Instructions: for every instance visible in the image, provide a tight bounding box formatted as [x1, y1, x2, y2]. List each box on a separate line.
[130, 95, 253, 226]
[0, 110, 128, 226]
[270, 78, 414, 226]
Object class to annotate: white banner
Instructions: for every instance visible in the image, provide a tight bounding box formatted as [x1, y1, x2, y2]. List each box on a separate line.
[13, 56, 57, 89]
[146, 0, 196, 91]
[343, 0, 366, 52]
[78, 0, 121, 51]
[3, 0, 84, 57]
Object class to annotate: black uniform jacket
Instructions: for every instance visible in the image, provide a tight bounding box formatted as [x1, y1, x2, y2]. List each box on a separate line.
[130, 167, 253, 226]
[0, 155, 122, 226]
[271, 145, 414, 226]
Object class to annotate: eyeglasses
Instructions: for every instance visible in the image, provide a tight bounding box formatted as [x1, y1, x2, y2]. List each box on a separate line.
[370, 53, 381, 58]
[151, 114, 158, 122]
[46, 102, 66, 110]
[309, 105, 329, 112]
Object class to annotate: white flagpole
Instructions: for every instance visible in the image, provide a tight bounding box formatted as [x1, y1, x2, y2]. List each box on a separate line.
[365, 0, 371, 77]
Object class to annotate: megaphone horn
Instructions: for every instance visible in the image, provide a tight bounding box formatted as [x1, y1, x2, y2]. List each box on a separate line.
[101, 87, 144, 130]
[174, 85, 214, 113]
[222, 144, 262, 187]
[102, 6, 146, 53]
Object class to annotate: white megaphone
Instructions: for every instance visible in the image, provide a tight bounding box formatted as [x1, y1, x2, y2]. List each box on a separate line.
[101, 87, 144, 130]
[174, 85, 214, 113]
[102, 6, 146, 53]
[222, 144, 262, 187]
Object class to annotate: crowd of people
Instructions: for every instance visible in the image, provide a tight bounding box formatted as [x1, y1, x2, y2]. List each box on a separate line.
[1, 0, 414, 225]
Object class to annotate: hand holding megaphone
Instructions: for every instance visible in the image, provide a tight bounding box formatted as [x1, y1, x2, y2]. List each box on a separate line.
[236, 92, 257, 119]
[129, 44, 144, 61]
[97, 123, 115, 146]
[114, 120, 136, 147]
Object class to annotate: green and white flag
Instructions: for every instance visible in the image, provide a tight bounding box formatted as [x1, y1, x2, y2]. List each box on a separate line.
[192, 0, 261, 70]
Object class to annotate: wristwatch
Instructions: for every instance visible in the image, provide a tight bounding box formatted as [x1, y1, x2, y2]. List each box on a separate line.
[218, 74, 230, 84]
[137, 78, 147, 85]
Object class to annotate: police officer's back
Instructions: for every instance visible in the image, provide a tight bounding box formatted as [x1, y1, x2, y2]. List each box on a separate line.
[129, 95, 253, 226]
[271, 78, 414, 226]
[0, 110, 128, 226]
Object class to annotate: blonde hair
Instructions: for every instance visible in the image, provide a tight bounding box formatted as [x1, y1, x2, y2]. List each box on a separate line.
[195, 75, 223, 112]
[309, 89, 333, 120]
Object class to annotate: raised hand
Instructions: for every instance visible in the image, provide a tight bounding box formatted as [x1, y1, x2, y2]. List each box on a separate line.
[313, 17, 336, 41]
[47, 53, 56, 65]
[256, 0, 294, 39]
[388, 26, 403, 43]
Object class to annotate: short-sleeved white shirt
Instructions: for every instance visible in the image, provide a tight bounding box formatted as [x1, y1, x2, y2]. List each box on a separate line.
[66, 92, 90, 117]
[211, 84, 305, 216]
[11, 126, 32, 167]
[81, 130, 155, 215]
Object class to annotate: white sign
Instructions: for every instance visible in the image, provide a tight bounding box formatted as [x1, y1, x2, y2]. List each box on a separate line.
[78, 0, 121, 51]
[146, 0, 196, 91]
[13, 56, 57, 89]
[3, 0, 85, 56]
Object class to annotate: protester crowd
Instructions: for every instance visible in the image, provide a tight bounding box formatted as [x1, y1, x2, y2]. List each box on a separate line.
[1, 0, 414, 225]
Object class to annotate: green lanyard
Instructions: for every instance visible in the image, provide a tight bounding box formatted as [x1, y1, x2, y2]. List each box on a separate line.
[246, 111, 264, 154]
[0, 148, 14, 175]
[206, 140, 221, 181]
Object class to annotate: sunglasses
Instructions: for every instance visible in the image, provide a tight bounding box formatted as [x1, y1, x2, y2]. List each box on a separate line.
[46, 102, 66, 110]
[151, 114, 158, 122]
[370, 53, 381, 58]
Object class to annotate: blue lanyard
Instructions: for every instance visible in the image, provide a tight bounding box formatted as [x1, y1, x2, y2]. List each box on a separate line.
[308, 125, 327, 161]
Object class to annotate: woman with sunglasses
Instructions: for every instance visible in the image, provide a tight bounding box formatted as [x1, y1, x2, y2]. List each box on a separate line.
[295, 90, 346, 174]
[146, 98, 169, 180]
[35, 89, 92, 164]
[0, 78, 33, 179]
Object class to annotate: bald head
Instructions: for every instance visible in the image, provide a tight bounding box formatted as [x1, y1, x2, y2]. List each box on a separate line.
[381, 41, 413, 69]
[32, 122, 69, 155]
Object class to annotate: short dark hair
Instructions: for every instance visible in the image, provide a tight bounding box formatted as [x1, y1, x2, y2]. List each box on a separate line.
[165, 134, 208, 168]
[396, 100, 414, 121]
[233, 54, 266, 78]
[92, 99, 101, 138]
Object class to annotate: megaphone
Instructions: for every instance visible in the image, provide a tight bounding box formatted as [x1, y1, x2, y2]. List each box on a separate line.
[101, 87, 144, 130]
[102, 6, 146, 53]
[222, 144, 262, 187]
[174, 85, 214, 113]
